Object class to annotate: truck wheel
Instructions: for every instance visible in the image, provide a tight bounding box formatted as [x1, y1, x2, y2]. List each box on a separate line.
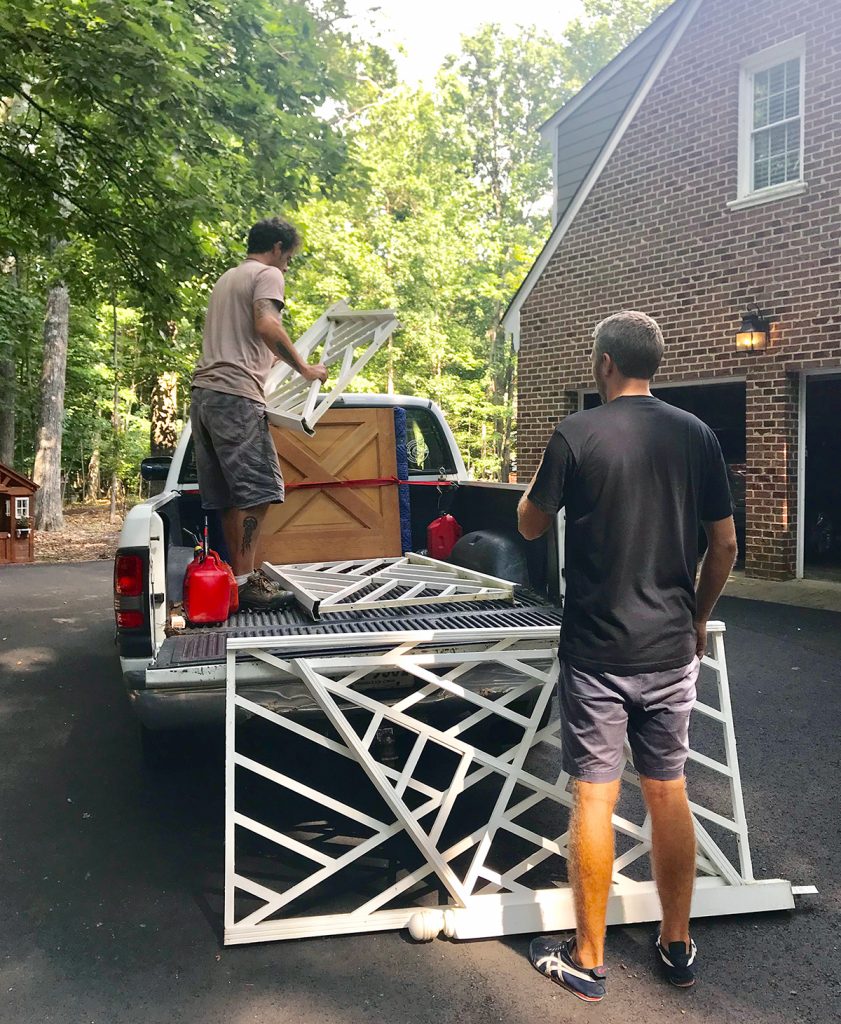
[455, 693, 554, 756]
[139, 724, 183, 770]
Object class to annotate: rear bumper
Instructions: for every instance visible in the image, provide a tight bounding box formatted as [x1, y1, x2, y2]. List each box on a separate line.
[128, 679, 495, 731]
[127, 657, 337, 729]
[130, 686, 243, 729]
[124, 623, 560, 733]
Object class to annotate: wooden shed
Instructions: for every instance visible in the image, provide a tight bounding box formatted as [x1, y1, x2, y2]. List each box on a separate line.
[0, 463, 38, 564]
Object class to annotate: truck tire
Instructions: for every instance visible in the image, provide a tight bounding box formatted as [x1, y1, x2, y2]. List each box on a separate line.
[438, 691, 554, 757]
[139, 724, 184, 770]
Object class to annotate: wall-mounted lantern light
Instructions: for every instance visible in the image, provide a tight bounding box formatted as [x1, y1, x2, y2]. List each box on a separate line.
[735, 308, 771, 351]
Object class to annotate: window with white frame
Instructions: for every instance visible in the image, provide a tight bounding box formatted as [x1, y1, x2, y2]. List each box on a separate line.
[734, 37, 805, 206]
[15, 497, 30, 520]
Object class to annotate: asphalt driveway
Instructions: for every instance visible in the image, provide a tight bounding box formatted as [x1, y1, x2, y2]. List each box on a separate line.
[0, 561, 838, 1023]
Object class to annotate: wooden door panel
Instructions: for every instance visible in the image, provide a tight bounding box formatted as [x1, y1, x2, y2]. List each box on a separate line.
[257, 407, 403, 565]
[269, 431, 382, 531]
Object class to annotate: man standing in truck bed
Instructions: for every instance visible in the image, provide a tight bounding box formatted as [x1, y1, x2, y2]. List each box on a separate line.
[191, 216, 327, 611]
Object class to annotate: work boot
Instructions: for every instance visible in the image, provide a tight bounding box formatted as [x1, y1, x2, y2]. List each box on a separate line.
[237, 571, 295, 612]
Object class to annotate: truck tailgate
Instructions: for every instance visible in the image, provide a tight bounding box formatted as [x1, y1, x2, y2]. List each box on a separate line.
[149, 598, 563, 679]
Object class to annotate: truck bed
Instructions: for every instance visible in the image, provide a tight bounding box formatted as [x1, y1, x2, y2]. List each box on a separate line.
[154, 595, 563, 670]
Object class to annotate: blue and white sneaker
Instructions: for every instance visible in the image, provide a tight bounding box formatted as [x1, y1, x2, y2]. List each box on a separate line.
[655, 933, 697, 987]
[529, 936, 607, 1002]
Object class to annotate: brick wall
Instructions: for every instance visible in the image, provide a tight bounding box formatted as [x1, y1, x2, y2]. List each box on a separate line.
[518, 0, 841, 579]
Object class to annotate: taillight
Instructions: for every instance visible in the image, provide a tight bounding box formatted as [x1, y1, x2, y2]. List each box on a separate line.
[115, 554, 143, 597]
[116, 610, 144, 629]
[114, 552, 146, 633]
[114, 549, 151, 652]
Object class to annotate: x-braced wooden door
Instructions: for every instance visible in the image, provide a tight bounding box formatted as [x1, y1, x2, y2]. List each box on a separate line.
[257, 407, 403, 565]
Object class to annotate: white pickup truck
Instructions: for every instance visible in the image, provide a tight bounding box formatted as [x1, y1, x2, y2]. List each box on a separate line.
[115, 393, 563, 765]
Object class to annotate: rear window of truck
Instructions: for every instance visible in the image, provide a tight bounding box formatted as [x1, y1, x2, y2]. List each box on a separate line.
[179, 405, 456, 485]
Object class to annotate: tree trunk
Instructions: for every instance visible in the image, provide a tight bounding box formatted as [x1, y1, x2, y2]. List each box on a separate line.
[110, 299, 121, 524]
[109, 471, 119, 524]
[150, 371, 179, 455]
[0, 345, 15, 467]
[86, 428, 101, 502]
[33, 282, 70, 531]
[0, 258, 19, 466]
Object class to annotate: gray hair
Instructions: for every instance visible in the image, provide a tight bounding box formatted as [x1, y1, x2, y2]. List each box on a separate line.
[592, 310, 665, 380]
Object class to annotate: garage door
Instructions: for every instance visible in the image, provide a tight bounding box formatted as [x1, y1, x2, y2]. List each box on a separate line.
[803, 375, 841, 580]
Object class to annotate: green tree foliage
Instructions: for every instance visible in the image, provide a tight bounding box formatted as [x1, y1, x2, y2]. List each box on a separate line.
[0, 0, 354, 293]
[293, 87, 488, 403]
[290, 27, 575, 478]
[0, 0, 671, 504]
[436, 26, 573, 476]
[0, 0, 364, 507]
[562, 0, 672, 90]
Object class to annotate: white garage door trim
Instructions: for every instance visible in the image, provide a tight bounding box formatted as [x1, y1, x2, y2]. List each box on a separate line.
[796, 368, 841, 579]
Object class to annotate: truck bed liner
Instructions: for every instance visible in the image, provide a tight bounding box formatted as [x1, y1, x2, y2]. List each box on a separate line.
[155, 598, 562, 669]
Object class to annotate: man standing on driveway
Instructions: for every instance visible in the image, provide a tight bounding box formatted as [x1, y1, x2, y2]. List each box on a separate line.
[517, 311, 737, 1002]
[191, 216, 328, 611]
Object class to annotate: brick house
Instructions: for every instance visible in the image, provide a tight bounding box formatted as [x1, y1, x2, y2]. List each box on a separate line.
[504, 0, 841, 580]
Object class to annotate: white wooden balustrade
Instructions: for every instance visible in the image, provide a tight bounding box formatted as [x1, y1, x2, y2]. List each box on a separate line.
[223, 622, 797, 946]
[262, 301, 399, 434]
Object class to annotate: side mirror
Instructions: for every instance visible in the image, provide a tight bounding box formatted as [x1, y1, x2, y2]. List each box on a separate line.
[141, 456, 172, 482]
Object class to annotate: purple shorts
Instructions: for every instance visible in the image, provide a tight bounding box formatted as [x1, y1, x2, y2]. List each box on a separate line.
[557, 656, 700, 783]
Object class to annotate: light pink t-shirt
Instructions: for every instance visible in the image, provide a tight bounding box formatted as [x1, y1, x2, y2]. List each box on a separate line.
[192, 258, 285, 403]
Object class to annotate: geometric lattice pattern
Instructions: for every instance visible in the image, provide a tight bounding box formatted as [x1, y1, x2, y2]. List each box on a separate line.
[262, 301, 400, 435]
[260, 553, 516, 619]
[224, 622, 795, 946]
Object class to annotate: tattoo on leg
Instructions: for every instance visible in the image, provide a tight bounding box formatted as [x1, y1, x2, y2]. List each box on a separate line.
[241, 515, 258, 555]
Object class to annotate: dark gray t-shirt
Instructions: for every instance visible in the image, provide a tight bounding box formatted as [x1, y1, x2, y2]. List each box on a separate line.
[528, 395, 733, 674]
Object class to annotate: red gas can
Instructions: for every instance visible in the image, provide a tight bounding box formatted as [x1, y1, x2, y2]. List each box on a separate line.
[223, 558, 239, 615]
[183, 550, 233, 625]
[206, 549, 239, 615]
[427, 513, 463, 561]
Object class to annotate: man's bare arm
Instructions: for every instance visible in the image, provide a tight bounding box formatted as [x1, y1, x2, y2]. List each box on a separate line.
[253, 299, 327, 382]
[694, 516, 738, 657]
[517, 491, 554, 541]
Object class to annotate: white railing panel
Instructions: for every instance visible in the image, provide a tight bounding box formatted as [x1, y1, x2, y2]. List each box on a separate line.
[224, 623, 796, 945]
[261, 553, 515, 619]
[263, 303, 400, 434]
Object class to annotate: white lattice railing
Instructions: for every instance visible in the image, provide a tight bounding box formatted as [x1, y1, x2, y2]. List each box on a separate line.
[262, 302, 399, 435]
[223, 622, 796, 946]
[260, 553, 516, 619]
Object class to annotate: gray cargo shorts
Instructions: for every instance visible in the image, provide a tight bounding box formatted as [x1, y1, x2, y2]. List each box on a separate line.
[190, 386, 285, 511]
[557, 656, 700, 782]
